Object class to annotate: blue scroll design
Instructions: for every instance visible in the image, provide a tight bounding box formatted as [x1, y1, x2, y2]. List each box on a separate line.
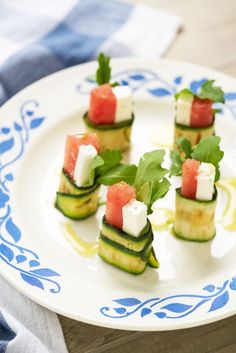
[77, 69, 236, 120]
[0, 100, 61, 293]
[101, 278, 236, 320]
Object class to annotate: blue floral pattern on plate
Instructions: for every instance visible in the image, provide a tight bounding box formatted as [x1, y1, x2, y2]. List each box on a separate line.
[0, 100, 61, 293]
[101, 278, 236, 320]
[77, 68, 236, 120]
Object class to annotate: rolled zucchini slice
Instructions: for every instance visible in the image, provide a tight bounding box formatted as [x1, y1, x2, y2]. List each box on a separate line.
[83, 112, 134, 152]
[98, 218, 159, 274]
[55, 186, 100, 220]
[55, 169, 99, 220]
[174, 120, 214, 148]
[148, 248, 159, 268]
[56, 170, 100, 219]
[58, 169, 98, 195]
[98, 234, 152, 275]
[173, 188, 217, 242]
[101, 216, 153, 252]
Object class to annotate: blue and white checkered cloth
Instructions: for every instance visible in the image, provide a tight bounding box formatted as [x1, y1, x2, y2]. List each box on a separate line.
[0, 1, 181, 352]
[0, 0, 181, 106]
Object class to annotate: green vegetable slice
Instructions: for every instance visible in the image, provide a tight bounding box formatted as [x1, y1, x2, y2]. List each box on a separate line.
[175, 80, 225, 104]
[83, 112, 134, 130]
[134, 150, 170, 214]
[170, 136, 224, 180]
[96, 53, 111, 85]
[95, 52, 120, 87]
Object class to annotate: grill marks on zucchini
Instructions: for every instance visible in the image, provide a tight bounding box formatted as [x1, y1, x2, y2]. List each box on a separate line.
[173, 188, 217, 241]
[59, 169, 98, 195]
[174, 120, 215, 149]
[98, 217, 158, 274]
[101, 216, 152, 252]
[99, 234, 152, 261]
[55, 169, 100, 219]
[98, 238, 148, 275]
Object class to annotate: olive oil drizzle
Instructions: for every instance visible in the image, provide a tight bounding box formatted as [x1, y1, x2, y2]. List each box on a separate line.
[63, 223, 98, 257]
[149, 208, 175, 231]
[216, 178, 236, 231]
[63, 177, 236, 260]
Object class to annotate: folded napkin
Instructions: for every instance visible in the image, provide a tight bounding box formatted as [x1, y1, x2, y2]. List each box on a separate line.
[0, 277, 68, 353]
[0, 0, 182, 352]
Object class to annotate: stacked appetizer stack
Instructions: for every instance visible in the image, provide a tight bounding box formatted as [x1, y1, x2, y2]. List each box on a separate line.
[56, 133, 170, 274]
[56, 133, 101, 219]
[98, 149, 170, 274]
[84, 54, 134, 151]
[172, 80, 225, 241]
[56, 133, 136, 220]
[172, 136, 224, 241]
[174, 80, 225, 147]
[99, 182, 157, 274]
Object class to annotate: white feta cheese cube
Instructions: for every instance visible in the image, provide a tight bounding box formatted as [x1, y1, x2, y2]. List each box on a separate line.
[112, 85, 132, 123]
[176, 92, 193, 126]
[74, 144, 97, 187]
[196, 162, 216, 201]
[122, 199, 147, 237]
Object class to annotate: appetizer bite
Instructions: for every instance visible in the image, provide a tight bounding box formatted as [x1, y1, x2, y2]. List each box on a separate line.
[56, 133, 136, 220]
[83, 53, 134, 151]
[174, 80, 225, 148]
[171, 136, 224, 241]
[56, 133, 101, 219]
[98, 150, 170, 274]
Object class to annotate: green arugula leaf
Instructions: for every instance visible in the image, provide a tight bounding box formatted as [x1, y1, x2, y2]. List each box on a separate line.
[134, 150, 170, 214]
[96, 53, 111, 85]
[134, 150, 168, 189]
[191, 136, 224, 181]
[174, 88, 193, 100]
[136, 182, 150, 208]
[96, 164, 137, 186]
[137, 178, 170, 214]
[177, 137, 192, 158]
[170, 136, 224, 180]
[198, 80, 225, 103]
[170, 149, 183, 176]
[175, 80, 225, 104]
[87, 155, 104, 186]
[150, 178, 170, 204]
[96, 150, 122, 176]
[94, 149, 170, 213]
[170, 137, 192, 176]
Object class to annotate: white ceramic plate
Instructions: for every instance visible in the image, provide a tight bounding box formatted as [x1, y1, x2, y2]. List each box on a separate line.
[1, 58, 236, 331]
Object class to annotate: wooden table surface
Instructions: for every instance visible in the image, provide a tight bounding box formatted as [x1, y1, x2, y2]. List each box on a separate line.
[59, 1, 236, 352]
